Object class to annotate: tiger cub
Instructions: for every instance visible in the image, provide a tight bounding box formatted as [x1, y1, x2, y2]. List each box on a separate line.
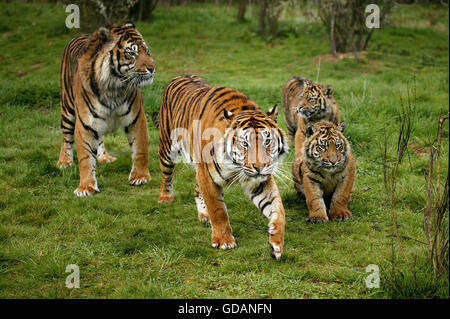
[153, 75, 288, 260]
[283, 76, 340, 142]
[292, 120, 355, 223]
[57, 23, 155, 196]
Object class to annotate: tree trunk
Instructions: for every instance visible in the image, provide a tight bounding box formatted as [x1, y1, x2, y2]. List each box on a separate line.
[329, 13, 337, 56]
[237, 0, 247, 21]
[258, 0, 268, 38]
[130, 0, 159, 21]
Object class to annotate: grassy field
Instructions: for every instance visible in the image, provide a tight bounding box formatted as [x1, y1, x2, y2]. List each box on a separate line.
[0, 2, 448, 298]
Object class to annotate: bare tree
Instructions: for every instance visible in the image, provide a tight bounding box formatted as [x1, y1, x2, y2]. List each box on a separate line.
[258, 0, 285, 39]
[237, 0, 247, 21]
[315, 0, 394, 57]
[130, 0, 159, 21]
[66, 0, 159, 31]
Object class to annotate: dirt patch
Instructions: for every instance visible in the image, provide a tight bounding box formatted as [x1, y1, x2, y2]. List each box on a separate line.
[313, 51, 368, 63]
[410, 142, 429, 157]
[12, 63, 43, 78]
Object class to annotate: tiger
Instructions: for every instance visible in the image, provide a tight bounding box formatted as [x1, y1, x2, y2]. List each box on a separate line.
[283, 76, 340, 141]
[152, 75, 288, 260]
[292, 120, 355, 223]
[57, 22, 155, 197]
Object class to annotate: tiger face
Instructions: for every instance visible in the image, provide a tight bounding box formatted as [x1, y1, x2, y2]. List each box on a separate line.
[224, 106, 288, 182]
[304, 121, 348, 171]
[295, 82, 334, 120]
[96, 22, 155, 88]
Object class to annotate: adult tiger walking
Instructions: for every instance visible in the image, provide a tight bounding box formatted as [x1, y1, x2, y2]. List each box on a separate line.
[152, 75, 288, 260]
[57, 22, 155, 196]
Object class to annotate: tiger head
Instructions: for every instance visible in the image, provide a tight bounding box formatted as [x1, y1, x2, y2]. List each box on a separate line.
[224, 105, 288, 182]
[91, 22, 155, 89]
[294, 78, 334, 120]
[303, 120, 349, 171]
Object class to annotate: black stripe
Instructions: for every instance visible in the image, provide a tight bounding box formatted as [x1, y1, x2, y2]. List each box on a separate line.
[77, 114, 99, 140]
[124, 107, 141, 133]
[260, 200, 273, 213]
[251, 182, 265, 201]
[89, 59, 100, 96]
[120, 91, 138, 117]
[213, 159, 229, 182]
[82, 138, 97, 157]
[308, 176, 323, 185]
[160, 160, 175, 169]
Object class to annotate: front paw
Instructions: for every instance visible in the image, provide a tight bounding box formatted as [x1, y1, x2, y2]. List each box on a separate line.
[97, 153, 116, 164]
[268, 224, 284, 261]
[74, 182, 99, 197]
[212, 229, 236, 250]
[198, 212, 210, 222]
[330, 206, 352, 221]
[129, 170, 151, 186]
[57, 159, 74, 169]
[158, 193, 174, 203]
[306, 212, 329, 223]
[270, 243, 283, 261]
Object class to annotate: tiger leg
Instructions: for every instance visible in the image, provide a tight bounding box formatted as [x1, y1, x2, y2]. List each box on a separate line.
[73, 122, 100, 197]
[124, 107, 151, 186]
[292, 157, 304, 196]
[303, 174, 328, 223]
[195, 183, 209, 222]
[197, 165, 236, 249]
[329, 158, 355, 221]
[57, 114, 75, 168]
[292, 127, 307, 195]
[157, 137, 176, 203]
[97, 138, 116, 164]
[246, 176, 285, 260]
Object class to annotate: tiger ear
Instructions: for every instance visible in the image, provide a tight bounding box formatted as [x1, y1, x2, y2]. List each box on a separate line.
[324, 85, 333, 98]
[305, 124, 316, 138]
[267, 104, 279, 122]
[296, 76, 311, 88]
[124, 21, 135, 28]
[96, 27, 110, 45]
[223, 109, 234, 126]
[337, 121, 346, 133]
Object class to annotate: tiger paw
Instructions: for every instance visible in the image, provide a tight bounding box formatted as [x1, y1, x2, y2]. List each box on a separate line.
[74, 183, 99, 197]
[57, 159, 74, 169]
[330, 206, 352, 221]
[158, 193, 174, 203]
[129, 171, 151, 186]
[211, 230, 236, 250]
[97, 153, 116, 164]
[198, 212, 210, 223]
[268, 223, 284, 261]
[270, 243, 283, 261]
[306, 214, 329, 223]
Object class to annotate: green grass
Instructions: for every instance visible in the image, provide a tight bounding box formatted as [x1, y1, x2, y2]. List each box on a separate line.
[0, 2, 448, 298]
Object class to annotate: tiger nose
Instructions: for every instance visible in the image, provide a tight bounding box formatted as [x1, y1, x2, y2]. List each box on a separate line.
[252, 163, 264, 173]
[147, 66, 155, 73]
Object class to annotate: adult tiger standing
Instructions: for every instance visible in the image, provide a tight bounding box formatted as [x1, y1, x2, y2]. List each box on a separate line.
[57, 22, 155, 197]
[152, 75, 288, 260]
